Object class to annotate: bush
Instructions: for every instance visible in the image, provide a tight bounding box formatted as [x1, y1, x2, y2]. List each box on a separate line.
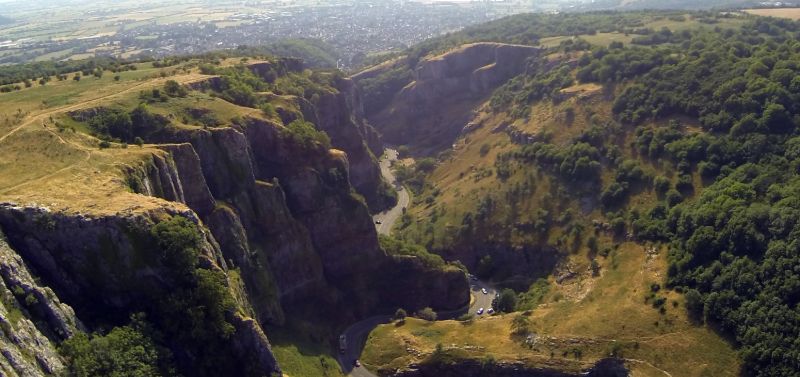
[379, 235, 445, 269]
[150, 216, 202, 277]
[654, 176, 670, 194]
[164, 80, 188, 97]
[394, 308, 407, 321]
[480, 144, 491, 157]
[415, 307, 437, 321]
[283, 120, 331, 150]
[60, 319, 167, 377]
[260, 103, 278, 118]
[495, 288, 518, 313]
[510, 314, 530, 335]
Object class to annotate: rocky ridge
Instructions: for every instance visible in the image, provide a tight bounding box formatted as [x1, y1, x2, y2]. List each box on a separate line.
[355, 42, 540, 153]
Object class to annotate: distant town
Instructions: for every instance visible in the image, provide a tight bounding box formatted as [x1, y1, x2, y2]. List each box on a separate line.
[0, 0, 563, 69]
[0, 0, 790, 69]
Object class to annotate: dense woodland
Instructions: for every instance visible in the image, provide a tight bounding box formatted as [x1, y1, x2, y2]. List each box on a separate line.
[388, 12, 800, 376]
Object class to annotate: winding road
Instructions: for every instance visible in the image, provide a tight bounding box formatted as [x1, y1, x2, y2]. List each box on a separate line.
[372, 148, 410, 235]
[338, 153, 497, 376]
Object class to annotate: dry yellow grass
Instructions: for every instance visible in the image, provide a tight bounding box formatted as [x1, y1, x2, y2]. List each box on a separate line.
[363, 243, 740, 377]
[744, 8, 800, 20]
[0, 64, 217, 216]
[385, 76, 740, 376]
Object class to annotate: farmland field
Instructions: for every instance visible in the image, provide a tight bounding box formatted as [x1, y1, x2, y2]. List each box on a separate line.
[744, 8, 800, 20]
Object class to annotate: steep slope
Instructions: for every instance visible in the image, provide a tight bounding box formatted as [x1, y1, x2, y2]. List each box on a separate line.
[353, 43, 540, 154]
[354, 9, 800, 377]
[247, 60, 394, 212]
[0, 56, 468, 376]
[0, 232, 81, 377]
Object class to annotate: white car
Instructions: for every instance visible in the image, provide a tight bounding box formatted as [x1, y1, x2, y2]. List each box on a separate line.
[487, 308, 495, 315]
[481, 288, 488, 294]
[476, 307, 484, 315]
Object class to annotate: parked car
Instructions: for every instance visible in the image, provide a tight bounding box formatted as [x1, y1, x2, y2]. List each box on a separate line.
[487, 308, 495, 315]
[477, 307, 484, 315]
[354, 360, 361, 368]
[481, 288, 488, 294]
[375, 220, 382, 225]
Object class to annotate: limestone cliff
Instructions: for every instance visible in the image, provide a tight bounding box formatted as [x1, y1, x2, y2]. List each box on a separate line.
[0, 203, 281, 376]
[142, 116, 467, 324]
[0, 231, 81, 377]
[0, 57, 468, 375]
[355, 43, 540, 154]
[248, 61, 394, 212]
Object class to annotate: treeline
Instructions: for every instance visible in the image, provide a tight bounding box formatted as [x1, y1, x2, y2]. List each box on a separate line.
[0, 57, 138, 86]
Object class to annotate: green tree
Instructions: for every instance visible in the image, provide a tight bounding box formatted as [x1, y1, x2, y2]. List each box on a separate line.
[415, 307, 437, 321]
[163, 80, 187, 97]
[60, 321, 166, 377]
[495, 288, 518, 313]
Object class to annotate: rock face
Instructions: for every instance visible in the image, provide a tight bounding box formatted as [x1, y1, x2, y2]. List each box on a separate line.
[313, 78, 390, 211]
[0, 231, 81, 377]
[0, 203, 281, 376]
[144, 116, 468, 323]
[389, 358, 628, 377]
[0, 59, 468, 375]
[248, 62, 394, 212]
[357, 42, 540, 153]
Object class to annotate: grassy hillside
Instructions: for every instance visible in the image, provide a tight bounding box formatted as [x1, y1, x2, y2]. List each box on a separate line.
[361, 10, 800, 377]
[354, 11, 745, 119]
[364, 242, 739, 376]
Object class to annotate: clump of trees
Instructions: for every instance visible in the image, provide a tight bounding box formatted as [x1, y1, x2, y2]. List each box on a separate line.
[380, 235, 446, 269]
[282, 119, 331, 150]
[415, 307, 437, 321]
[85, 104, 169, 143]
[60, 315, 167, 377]
[60, 216, 246, 377]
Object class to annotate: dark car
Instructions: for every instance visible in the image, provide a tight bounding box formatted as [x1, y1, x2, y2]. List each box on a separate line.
[375, 220, 383, 225]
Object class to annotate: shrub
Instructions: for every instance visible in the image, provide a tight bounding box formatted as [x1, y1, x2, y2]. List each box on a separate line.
[654, 176, 670, 194]
[394, 308, 407, 321]
[480, 143, 491, 157]
[60, 319, 166, 377]
[415, 307, 437, 321]
[260, 103, 278, 118]
[284, 120, 331, 150]
[495, 288, 518, 313]
[510, 314, 530, 335]
[164, 80, 187, 97]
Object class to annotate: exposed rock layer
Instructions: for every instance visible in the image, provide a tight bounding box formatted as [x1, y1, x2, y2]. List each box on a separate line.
[355, 42, 540, 154]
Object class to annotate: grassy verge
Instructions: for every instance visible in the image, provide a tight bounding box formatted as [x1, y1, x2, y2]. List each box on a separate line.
[267, 327, 345, 377]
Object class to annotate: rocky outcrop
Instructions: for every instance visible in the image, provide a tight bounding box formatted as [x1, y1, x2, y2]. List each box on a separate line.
[388, 357, 628, 377]
[297, 78, 393, 212]
[0, 231, 81, 377]
[360, 43, 540, 153]
[0, 203, 281, 376]
[133, 115, 467, 326]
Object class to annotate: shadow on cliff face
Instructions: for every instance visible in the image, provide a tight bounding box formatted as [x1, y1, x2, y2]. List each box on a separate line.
[388, 357, 629, 377]
[354, 43, 541, 157]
